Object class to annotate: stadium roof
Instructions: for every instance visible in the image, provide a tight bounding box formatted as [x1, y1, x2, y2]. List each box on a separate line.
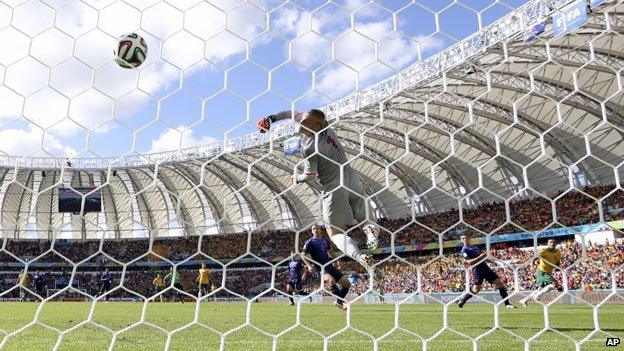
[0, 0, 622, 239]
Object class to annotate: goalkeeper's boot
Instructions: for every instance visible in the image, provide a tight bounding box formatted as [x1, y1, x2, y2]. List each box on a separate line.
[334, 301, 347, 311]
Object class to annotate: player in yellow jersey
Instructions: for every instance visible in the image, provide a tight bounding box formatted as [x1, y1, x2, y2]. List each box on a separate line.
[152, 273, 165, 302]
[196, 263, 212, 297]
[17, 269, 30, 302]
[520, 238, 562, 307]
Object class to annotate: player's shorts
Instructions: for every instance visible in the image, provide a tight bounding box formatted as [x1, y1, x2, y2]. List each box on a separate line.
[288, 280, 302, 291]
[535, 269, 554, 287]
[471, 267, 499, 286]
[316, 264, 344, 283]
[173, 283, 184, 291]
[199, 283, 209, 293]
[100, 282, 111, 291]
[321, 172, 367, 229]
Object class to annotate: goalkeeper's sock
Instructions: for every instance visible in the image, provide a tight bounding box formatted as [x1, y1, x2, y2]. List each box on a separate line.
[498, 287, 511, 305]
[331, 234, 363, 261]
[330, 285, 341, 297]
[337, 284, 350, 300]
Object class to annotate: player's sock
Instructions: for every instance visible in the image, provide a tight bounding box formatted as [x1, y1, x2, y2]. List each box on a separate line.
[337, 284, 349, 300]
[288, 296, 294, 304]
[498, 287, 511, 305]
[333, 284, 349, 306]
[534, 284, 555, 299]
[331, 234, 364, 261]
[527, 288, 541, 301]
[459, 292, 474, 306]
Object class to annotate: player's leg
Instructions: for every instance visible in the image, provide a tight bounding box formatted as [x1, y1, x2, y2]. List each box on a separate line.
[175, 283, 185, 303]
[526, 270, 556, 303]
[520, 287, 545, 307]
[347, 174, 379, 250]
[492, 278, 514, 308]
[324, 188, 370, 266]
[286, 283, 294, 305]
[323, 273, 346, 310]
[294, 281, 305, 295]
[326, 265, 350, 310]
[202, 284, 209, 297]
[459, 271, 483, 308]
[458, 284, 481, 308]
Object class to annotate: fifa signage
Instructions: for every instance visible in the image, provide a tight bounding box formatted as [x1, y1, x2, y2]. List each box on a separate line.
[552, 0, 588, 38]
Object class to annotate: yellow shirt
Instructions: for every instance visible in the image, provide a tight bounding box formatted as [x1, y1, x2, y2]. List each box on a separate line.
[198, 268, 211, 284]
[19, 274, 29, 287]
[152, 277, 164, 287]
[537, 248, 562, 273]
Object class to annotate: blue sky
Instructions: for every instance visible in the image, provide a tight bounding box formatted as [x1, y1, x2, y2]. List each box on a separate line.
[0, 0, 528, 159]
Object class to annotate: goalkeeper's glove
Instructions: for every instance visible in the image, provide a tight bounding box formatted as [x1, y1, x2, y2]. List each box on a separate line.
[257, 115, 275, 133]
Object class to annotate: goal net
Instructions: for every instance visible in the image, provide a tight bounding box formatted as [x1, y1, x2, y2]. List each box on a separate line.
[0, 0, 622, 350]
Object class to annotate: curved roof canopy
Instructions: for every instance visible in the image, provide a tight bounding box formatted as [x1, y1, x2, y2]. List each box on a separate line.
[0, 0, 622, 239]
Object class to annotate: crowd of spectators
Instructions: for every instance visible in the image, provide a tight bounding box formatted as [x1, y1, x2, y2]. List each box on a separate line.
[1, 239, 622, 300]
[349, 239, 624, 294]
[0, 183, 622, 300]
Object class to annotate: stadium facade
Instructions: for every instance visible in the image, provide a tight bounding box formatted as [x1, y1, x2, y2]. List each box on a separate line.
[0, 0, 622, 239]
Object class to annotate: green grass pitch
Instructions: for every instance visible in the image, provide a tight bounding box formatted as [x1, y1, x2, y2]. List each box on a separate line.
[0, 302, 621, 350]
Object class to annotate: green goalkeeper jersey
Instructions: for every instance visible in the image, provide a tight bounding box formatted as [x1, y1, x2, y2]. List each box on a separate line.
[164, 271, 181, 284]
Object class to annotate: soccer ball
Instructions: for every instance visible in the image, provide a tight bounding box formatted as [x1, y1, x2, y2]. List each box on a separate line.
[114, 33, 147, 69]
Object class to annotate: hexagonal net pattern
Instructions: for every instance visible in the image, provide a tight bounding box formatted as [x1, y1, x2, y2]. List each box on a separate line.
[0, 0, 623, 350]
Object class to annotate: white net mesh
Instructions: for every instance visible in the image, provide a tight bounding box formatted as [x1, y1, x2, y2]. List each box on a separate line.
[0, 0, 623, 350]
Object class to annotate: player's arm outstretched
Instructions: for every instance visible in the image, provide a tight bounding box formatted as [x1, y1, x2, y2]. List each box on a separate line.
[257, 110, 303, 133]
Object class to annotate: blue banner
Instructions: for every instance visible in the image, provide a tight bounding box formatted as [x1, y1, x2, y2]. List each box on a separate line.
[524, 21, 546, 42]
[283, 136, 301, 156]
[552, 0, 588, 38]
[591, 0, 607, 7]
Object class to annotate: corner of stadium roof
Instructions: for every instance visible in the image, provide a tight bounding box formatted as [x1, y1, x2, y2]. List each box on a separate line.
[0, 0, 622, 239]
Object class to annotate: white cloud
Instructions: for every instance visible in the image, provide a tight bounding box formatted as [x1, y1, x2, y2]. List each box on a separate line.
[148, 126, 218, 153]
[270, 5, 310, 39]
[0, 0, 448, 156]
[0, 126, 77, 157]
[0, 86, 24, 121]
[294, 13, 446, 100]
